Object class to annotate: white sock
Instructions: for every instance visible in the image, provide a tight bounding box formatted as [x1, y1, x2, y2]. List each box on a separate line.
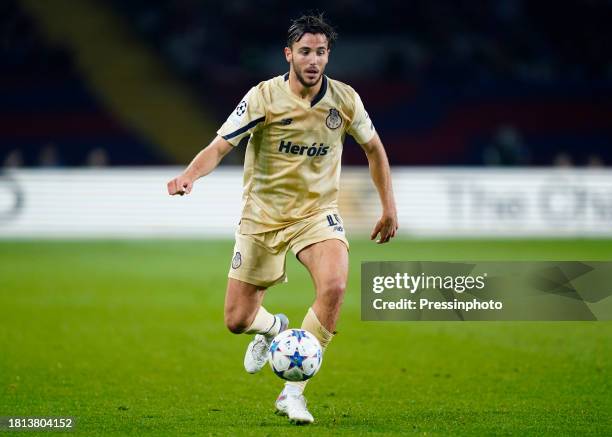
[283, 381, 306, 396]
[263, 315, 281, 338]
[244, 307, 280, 338]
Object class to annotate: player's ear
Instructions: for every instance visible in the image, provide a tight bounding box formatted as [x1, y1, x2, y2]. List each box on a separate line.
[284, 46, 292, 63]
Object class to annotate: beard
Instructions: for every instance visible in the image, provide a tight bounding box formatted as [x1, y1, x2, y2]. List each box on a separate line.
[292, 61, 322, 88]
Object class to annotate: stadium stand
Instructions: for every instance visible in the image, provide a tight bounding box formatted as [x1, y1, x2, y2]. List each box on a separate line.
[2, 0, 611, 166]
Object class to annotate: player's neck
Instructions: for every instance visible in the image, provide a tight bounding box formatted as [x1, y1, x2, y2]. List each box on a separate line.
[287, 71, 322, 102]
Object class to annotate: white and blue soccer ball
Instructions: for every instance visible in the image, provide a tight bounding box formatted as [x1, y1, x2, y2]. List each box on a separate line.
[268, 329, 322, 381]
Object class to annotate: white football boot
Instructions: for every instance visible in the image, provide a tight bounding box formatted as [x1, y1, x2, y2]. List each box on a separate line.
[275, 388, 314, 424]
[243, 313, 288, 374]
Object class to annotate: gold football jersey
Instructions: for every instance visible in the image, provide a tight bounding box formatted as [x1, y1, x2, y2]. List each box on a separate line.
[217, 74, 376, 234]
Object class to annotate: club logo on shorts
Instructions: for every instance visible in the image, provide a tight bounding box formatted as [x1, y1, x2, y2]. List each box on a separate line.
[235, 100, 247, 116]
[232, 252, 242, 269]
[326, 108, 342, 130]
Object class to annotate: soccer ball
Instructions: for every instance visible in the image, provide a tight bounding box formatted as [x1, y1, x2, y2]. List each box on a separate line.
[268, 329, 322, 381]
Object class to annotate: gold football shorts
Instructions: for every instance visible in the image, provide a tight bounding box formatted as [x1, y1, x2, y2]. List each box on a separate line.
[228, 210, 349, 288]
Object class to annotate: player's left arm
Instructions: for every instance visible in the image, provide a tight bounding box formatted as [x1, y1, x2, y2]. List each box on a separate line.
[360, 133, 399, 244]
[348, 90, 398, 243]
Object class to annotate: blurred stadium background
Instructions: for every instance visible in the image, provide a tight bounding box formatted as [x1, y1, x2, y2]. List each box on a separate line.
[1, 0, 611, 238]
[1, 1, 611, 435]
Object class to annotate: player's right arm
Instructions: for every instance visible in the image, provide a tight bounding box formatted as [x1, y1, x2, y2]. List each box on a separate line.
[167, 135, 233, 196]
[167, 85, 266, 196]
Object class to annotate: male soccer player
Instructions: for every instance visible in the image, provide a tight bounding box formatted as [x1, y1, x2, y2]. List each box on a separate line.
[167, 14, 398, 424]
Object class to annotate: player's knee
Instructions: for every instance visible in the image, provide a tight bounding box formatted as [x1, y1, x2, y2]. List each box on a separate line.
[321, 279, 346, 306]
[330, 278, 347, 295]
[225, 319, 248, 334]
[224, 313, 249, 334]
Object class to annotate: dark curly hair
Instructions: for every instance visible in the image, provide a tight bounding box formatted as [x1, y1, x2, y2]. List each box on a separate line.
[287, 13, 338, 49]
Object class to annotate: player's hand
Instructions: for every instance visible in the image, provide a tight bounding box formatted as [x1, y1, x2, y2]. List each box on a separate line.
[167, 174, 194, 196]
[370, 211, 398, 244]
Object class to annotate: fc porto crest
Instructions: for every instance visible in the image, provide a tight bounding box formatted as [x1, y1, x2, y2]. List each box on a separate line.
[326, 108, 342, 130]
[231, 252, 242, 269]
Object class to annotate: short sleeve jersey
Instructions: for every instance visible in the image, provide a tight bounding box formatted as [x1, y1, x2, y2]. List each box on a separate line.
[217, 74, 376, 234]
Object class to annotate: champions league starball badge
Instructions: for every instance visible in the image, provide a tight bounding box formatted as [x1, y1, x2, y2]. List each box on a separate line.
[326, 108, 342, 129]
[235, 100, 247, 116]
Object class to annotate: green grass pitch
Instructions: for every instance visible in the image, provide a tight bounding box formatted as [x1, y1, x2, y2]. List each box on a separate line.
[1, 239, 611, 435]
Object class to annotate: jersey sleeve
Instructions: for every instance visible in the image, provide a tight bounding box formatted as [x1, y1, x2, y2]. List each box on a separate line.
[217, 86, 266, 146]
[347, 91, 376, 145]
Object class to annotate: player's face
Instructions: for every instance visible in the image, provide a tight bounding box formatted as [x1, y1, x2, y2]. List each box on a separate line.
[285, 33, 329, 88]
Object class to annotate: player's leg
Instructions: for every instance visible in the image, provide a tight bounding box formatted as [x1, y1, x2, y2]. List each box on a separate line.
[224, 277, 289, 373]
[296, 239, 349, 332]
[223, 277, 267, 334]
[276, 238, 349, 423]
[227, 230, 290, 373]
[293, 238, 348, 366]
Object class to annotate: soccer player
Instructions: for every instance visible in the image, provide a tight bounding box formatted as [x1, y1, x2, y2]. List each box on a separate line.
[167, 14, 398, 424]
